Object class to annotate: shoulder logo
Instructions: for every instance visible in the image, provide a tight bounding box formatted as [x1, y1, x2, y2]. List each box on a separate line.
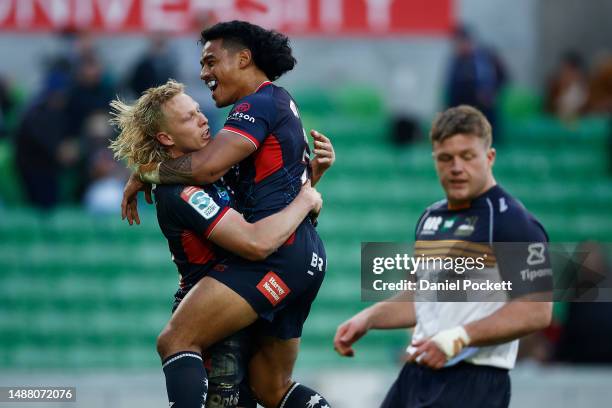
[181, 187, 220, 220]
[499, 197, 508, 213]
[289, 99, 300, 118]
[234, 102, 250, 113]
[526, 243, 546, 266]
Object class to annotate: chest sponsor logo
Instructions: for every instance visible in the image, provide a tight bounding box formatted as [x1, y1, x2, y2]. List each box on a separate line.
[227, 111, 256, 123]
[257, 271, 291, 306]
[441, 217, 456, 231]
[454, 216, 478, 237]
[181, 187, 220, 220]
[421, 216, 443, 235]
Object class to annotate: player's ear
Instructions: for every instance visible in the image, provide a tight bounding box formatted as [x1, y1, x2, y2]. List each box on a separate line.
[488, 147, 496, 166]
[156, 131, 174, 147]
[237, 49, 252, 69]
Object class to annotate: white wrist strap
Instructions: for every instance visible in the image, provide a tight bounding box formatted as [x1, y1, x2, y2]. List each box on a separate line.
[431, 326, 471, 359]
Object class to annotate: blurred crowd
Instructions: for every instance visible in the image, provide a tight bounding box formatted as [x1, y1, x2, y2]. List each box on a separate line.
[1, 27, 612, 210]
[392, 26, 612, 148]
[0, 31, 190, 212]
[545, 50, 612, 120]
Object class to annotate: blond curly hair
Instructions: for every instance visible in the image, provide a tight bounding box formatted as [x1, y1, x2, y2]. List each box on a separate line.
[109, 79, 185, 167]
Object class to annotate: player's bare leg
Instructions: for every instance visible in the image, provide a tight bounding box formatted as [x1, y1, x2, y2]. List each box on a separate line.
[157, 276, 258, 408]
[158, 276, 258, 359]
[248, 337, 332, 408]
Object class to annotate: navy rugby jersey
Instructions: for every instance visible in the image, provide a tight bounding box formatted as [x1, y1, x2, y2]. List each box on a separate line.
[153, 181, 232, 290]
[221, 81, 310, 222]
[409, 185, 552, 368]
[413, 184, 551, 298]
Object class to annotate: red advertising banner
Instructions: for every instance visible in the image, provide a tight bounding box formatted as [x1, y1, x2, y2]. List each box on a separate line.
[0, 0, 453, 35]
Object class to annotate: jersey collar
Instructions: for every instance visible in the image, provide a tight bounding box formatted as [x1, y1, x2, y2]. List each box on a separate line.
[255, 81, 272, 92]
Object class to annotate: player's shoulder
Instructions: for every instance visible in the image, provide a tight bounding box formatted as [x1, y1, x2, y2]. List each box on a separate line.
[420, 199, 448, 218]
[414, 199, 447, 235]
[234, 83, 277, 107]
[486, 185, 548, 242]
[228, 88, 277, 124]
[155, 184, 215, 204]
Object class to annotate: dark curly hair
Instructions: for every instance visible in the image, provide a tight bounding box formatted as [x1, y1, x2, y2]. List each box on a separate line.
[201, 20, 296, 81]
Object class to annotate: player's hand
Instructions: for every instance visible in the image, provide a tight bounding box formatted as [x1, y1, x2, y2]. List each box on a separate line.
[310, 130, 335, 184]
[121, 172, 153, 225]
[334, 313, 370, 357]
[406, 338, 448, 370]
[299, 180, 322, 213]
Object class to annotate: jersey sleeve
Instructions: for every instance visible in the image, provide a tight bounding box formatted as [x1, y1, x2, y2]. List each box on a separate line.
[493, 208, 553, 299]
[222, 93, 276, 149]
[167, 186, 231, 238]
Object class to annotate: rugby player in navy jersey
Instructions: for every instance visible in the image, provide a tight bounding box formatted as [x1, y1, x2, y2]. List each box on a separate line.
[110, 78, 333, 408]
[334, 106, 553, 407]
[117, 21, 333, 408]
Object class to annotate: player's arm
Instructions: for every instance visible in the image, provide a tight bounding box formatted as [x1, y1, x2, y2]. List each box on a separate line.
[209, 181, 321, 261]
[334, 291, 416, 357]
[140, 130, 255, 186]
[464, 299, 552, 347]
[139, 93, 274, 186]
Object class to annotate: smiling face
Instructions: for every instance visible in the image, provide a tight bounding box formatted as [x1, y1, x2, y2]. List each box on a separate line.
[200, 39, 247, 108]
[157, 93, 211, 157]
[433, 133, 496, 206]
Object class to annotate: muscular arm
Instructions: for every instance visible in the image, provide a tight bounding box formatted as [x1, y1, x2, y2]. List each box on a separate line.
[208, 184, 319, 261]
[141, 130, 255, 185]
[334, 291, 415, 357]
[361, 292, 417, 330]
[464, 299, 552, 347]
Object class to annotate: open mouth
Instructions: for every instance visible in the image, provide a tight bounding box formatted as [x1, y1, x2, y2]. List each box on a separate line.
[202, 128, 211, 140]
[206, 79, 218, 92]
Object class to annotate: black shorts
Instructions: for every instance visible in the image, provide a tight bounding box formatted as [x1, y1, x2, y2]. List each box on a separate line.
[208, 220, 326, 340]
[381, 362, 511, 408]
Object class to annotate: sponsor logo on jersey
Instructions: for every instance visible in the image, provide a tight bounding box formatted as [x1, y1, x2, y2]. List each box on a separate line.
[213, 263, 227, 272]
[421, 216, 443, 235]
[526, 243, 546, 266]
[181, 186, 220, 220]
[234, 102, 251, 113]
[257, 271, 290, 306]
[227, 111, 256, 123]
[441, 217, 456, 231]
[214, 184, 230, 204]
[454, 216, 478, 237]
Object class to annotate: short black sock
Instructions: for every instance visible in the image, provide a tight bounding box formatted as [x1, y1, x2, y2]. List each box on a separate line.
[278, 383, 331, 408]
[162, 351, 208, 408]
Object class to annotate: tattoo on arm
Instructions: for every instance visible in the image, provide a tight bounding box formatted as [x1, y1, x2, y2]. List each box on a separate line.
[159, 154, 194, 184]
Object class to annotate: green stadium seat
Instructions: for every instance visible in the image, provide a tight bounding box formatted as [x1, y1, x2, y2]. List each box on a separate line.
[499, 86, 542, 121]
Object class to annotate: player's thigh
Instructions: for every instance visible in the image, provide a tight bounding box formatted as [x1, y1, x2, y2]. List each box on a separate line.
[247, 336, 300, 403]
[159, 276, 258, 356]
